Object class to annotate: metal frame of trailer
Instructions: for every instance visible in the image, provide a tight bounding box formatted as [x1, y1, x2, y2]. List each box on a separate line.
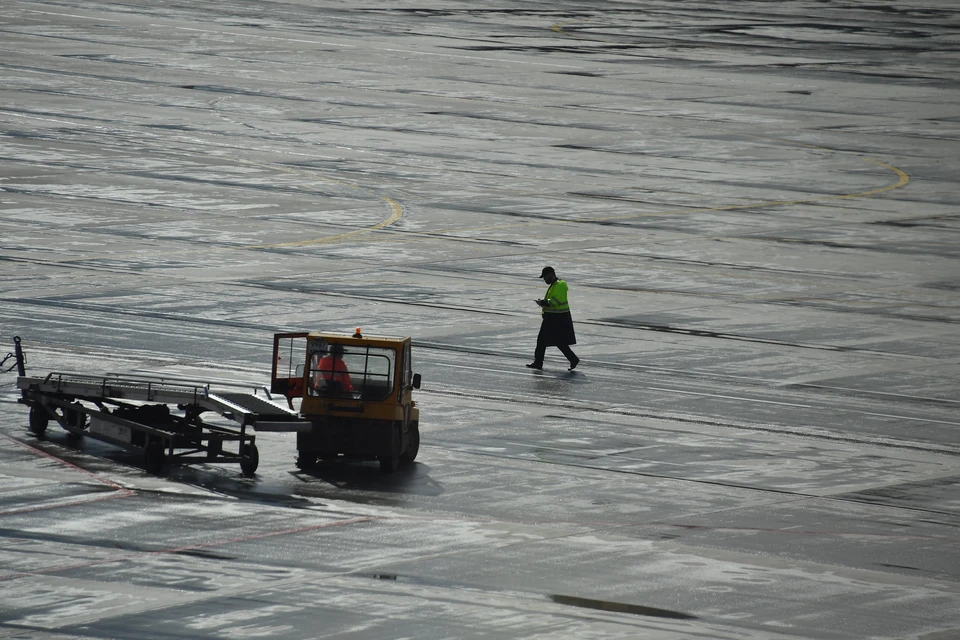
[9, 338, 310, 475]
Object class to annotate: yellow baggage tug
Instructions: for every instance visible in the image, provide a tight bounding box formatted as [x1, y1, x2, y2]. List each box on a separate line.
[269, 329, 422, 472]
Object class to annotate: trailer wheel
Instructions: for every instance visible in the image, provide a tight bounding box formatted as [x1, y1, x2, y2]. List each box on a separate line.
[240, 443, 259, 476]
[28, 406, 49, 436]
[400, 422, 419, 464]
[144, 440, 165, 475]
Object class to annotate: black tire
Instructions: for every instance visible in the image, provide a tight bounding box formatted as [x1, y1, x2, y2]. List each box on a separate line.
[296, 451, 317, 470]
[379, 454, 398, 473]
[379, 425, 401, 473]
[28, 406, 49, 436]
[400, 422, 419, 464]
[240, 443, 259, 476]
[144, 440, 165, 475]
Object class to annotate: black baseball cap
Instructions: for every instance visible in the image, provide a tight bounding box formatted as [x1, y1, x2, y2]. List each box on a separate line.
[539, 266, 555, 279]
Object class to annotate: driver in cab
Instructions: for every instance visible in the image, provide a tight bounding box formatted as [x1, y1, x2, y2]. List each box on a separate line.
[315, 343, 354, 394]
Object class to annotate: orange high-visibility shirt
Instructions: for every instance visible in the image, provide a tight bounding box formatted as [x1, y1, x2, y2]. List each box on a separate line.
[316, 356, 354, 392]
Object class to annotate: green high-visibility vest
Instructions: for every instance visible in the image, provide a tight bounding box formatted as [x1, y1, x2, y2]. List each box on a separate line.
[542, 279, 571, 314]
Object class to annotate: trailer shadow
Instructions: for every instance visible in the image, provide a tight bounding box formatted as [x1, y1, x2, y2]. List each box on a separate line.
[167, 467, 319, 509]
[19, 429, 316, 507]
[18, 428, 444, 510]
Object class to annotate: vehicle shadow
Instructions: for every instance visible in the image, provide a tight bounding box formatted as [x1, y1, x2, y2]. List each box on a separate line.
[290, 459, 445, 499]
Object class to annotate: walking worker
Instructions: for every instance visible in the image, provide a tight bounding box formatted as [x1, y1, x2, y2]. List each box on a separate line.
[527, 266, 580, 371]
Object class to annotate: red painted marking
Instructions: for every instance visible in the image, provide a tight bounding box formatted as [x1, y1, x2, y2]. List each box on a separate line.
[2, 434, 132, 492]
[0, 515, 377, 582]
[0, 434, 135, 518]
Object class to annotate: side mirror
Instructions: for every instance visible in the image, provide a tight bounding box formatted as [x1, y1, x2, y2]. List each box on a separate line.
[412, 373, 422, 390]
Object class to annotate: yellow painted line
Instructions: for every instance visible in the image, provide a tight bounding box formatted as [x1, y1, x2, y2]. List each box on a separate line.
[251, 195, 403, 249]
[227, 158, 404, 249]
[849, 158, 910, 196]
[426, 154, 910, 236]
[585, 156, 910, 224]
[18, 160, 404, 262]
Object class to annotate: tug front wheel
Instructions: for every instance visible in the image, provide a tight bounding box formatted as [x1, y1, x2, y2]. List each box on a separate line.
[400, 422, 419, 465]
[379, 425, 401, 473]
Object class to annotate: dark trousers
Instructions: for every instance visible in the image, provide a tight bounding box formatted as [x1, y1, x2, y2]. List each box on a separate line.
[534, 339, 577, 365]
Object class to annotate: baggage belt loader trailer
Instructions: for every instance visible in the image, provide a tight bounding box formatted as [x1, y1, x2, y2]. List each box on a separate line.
[268, 329, 422, 473]
[9, 336, 309, 476]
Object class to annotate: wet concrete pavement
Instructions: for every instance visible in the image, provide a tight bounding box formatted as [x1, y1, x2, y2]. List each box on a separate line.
[2, 1, 960, 638]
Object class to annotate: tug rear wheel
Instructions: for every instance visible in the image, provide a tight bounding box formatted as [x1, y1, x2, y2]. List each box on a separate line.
[296, 451, 317, 470]
[379, 455, 398, 473]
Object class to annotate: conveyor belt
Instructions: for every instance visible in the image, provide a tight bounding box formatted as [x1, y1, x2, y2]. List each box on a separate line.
[17, 372, 303, 427]
[214, 392, 297, 419]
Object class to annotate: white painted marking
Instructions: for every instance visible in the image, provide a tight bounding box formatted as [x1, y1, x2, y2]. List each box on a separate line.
[24, 9, 120, 21]
[169, 26, 358, 47]
[169, 26, 579, 67]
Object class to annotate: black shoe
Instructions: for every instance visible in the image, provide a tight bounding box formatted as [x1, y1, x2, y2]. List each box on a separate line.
[526, 362, 543, 370]
[568, 357, 580, 371]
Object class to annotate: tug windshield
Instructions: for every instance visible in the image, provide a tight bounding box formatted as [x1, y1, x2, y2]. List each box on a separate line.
[308, 342, 395, 400]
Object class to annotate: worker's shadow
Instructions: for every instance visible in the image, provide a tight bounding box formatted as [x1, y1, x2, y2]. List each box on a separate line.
[530, 369, 590, 392]
[292, 460, 444, 497]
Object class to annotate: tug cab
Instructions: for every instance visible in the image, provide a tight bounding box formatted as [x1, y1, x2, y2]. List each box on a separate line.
[271, 329, 421, 472]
